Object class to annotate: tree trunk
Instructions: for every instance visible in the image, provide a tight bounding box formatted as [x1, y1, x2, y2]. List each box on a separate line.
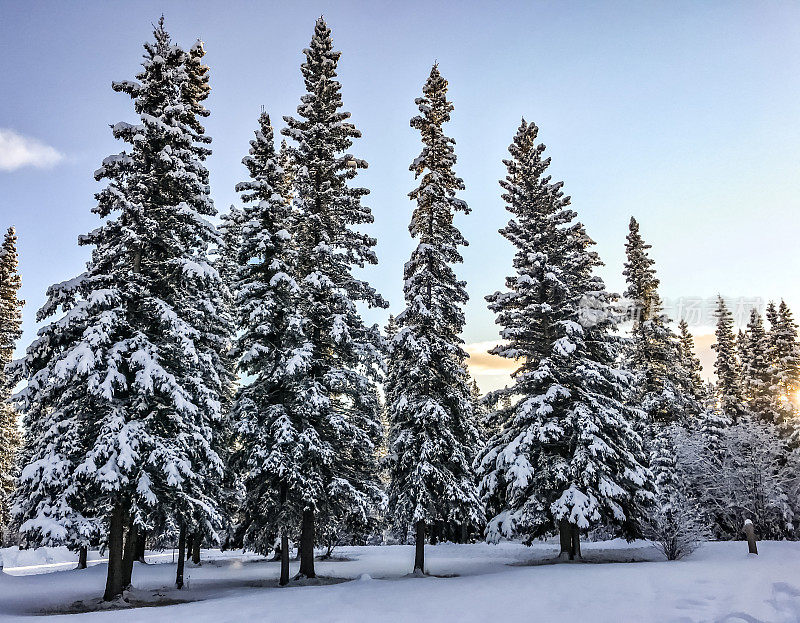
[103, 502, 125, 601]
[77, 545, 88, 570]
[176, 524, 187, 589]
[570, 524, 582, 559]
[279, 532, 290, 586]
[414, 520, 425, 574]
[558, 520, 576, 560]
[121, 516, 137, 588]
[299, 508, 316, 578]
[461, 522, 469, 544]
[135, 531, 146, 563]
[191, 535, 201, 565]
[186, 533, 194, 560]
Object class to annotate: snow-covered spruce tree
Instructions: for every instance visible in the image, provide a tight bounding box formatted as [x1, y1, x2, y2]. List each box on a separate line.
[622, 217, 700, 429]
[178, 34, 233, 567]
[11, 20, 226, 600]
[740, 309, 778, 423]
[0, 227, 23, 544]
[712, 297, 745, 422]
[621, 218, 707, 557]
[213, 204, 245, 552]
[477, 119, 654, 560]
[385, 65, 483, 573]
[229, 111, 308, 586]
[767, 301, 800, 435]
[281, 17, 387, 578]
[676, 319, 707, 413]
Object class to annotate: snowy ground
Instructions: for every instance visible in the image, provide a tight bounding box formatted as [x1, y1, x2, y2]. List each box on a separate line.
[0, 540, 798, 622]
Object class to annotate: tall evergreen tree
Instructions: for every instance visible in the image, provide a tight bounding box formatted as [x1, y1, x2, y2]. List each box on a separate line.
[676, 319, 707, 410]
[280, 17, 387, 578]
[622, 217, 659, 322]
[0, 227, 23, 541]
[214, 204, 244, 552]
[179, 35, 234, 564]
[11, 20, 226, 600]
[477, 120, 653, 559]
[712, 297, 744, 422]
[385, 65, 483, 573]
[767, 301, 800, 430]
[622, 217, 700, 428]
[229, 111, 307, 586]
[740, 309, 777, 423]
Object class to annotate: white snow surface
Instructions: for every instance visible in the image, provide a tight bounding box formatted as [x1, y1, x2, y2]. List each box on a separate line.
[1, 540, 799, 622]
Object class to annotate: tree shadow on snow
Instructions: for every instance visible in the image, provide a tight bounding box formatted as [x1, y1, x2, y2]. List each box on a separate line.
[33, 573, 352, 616]
[510, 545, 661, 567]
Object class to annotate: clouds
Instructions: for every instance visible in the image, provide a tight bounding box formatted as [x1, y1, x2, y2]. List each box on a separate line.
[465, 341, 517, 393]
[0, 128, 63, 171]
[465, 341, 518, 376]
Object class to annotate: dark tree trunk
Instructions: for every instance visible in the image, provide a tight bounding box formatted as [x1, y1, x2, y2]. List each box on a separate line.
[76, 545, 88, 570]
[461, 522, 469, 544]
[121, 516, 137, 588]
[176, 524, 187, 589]
[558, 521, 581, 560]
[559, 520, 574, 560]
[299, 508, 316, 578]
[414, 520, 425, 574]
[570, 524, 582, 559]
[135, 531, 146, 563]
[186, 533, 194, 560]
[191, 535, 201, 565]
[280, 532, 290, 586]
[103, 503, 125, 601]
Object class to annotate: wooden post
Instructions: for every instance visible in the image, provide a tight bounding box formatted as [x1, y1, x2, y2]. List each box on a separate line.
[744, 520, 758, 555]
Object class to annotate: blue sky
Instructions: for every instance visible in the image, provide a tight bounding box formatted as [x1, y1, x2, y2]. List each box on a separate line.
[1, 1, 799, 390]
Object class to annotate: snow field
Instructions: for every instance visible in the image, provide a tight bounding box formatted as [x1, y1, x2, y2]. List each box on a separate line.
[0, 540, 799, 622]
